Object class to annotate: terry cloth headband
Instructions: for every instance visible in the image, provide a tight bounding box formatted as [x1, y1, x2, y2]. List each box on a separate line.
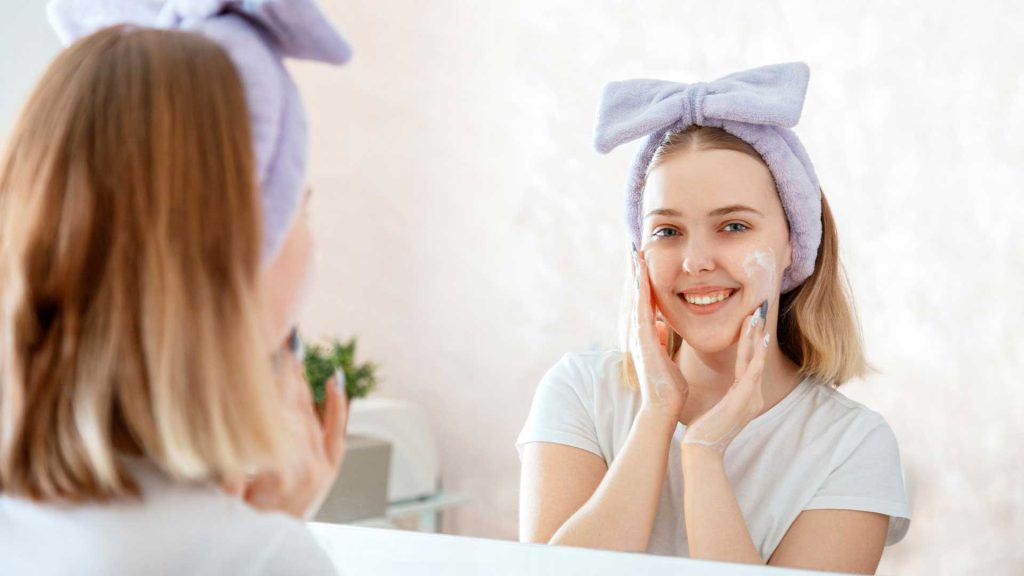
[47, 0, 352, 262]
[594, 62, 822, 293]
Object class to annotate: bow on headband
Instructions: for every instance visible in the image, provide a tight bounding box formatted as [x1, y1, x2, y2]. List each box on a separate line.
[47, 0, 352, 261]
[594, 62, 809, 154]
[49, 0, 351, 63]
[593, 62, 823, 293]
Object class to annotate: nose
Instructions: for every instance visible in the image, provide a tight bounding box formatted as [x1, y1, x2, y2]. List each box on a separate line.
[681, 242, 715, 275]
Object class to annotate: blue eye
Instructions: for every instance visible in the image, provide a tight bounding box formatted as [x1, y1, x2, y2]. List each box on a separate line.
[723, 222, 749, 233]
[651, 227, 680, 238]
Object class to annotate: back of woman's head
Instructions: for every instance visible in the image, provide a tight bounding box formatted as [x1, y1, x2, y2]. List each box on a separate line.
[0, 26, 288, 502]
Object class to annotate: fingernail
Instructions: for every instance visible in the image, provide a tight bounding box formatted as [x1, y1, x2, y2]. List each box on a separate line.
[759, 300, 769, 320]
[631, 244, 641, 289]
[763, 333, 771, 348]
[750, 305, 763, 328]
[334, 369, 346, 391]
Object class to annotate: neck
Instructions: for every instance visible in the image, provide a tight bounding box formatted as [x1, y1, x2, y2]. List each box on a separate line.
[674, 329, 801, 424]
[676, 343, 740, 393]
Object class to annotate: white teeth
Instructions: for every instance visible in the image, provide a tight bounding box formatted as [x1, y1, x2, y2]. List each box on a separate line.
[684, 291, 732, 306]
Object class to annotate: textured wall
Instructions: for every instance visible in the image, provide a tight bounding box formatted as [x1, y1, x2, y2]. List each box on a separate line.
[3, 1, 1022, 574]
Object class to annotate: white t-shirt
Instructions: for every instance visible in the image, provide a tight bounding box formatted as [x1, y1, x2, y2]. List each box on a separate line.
[517, 350, 912, 560]
[0, 459, 338, 575]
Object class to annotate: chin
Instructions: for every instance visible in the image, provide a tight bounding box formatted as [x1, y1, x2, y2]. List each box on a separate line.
[682, 332, 738, 354]
[663, 315, 743, 355]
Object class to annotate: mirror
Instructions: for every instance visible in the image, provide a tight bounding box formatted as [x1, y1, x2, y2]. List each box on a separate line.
[0, 1, 1017, 574]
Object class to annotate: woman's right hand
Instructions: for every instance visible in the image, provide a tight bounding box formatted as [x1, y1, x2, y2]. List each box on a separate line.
[526, 247, 688, 552]
[631, 246, 689, 424]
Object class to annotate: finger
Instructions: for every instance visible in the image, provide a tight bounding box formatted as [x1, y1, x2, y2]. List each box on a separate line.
[322, 371, 349, 468]
[629, 246, 642, 351]
[243, 472, 283, 509]
[636, 250, 655, 325]
[629, 290, 642, 359]
[735, 313, 753, 381]
[628, 251, 649, 363]
[634, 250, 660, 348]
[740, 328, 769, 387]
[281, 358, 324, 461]
[276, 358, 310, 417]
[735, 304, 762, 380]
[320, 372, 340, 436]
[302, 388, 324, 454]
[287, 358, 324, 443]
[221, 477, 245, 498]
[655, 320, 668, 348]
[289, 354, 316, 409]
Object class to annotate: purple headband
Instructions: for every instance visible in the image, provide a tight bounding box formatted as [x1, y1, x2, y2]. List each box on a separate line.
[594, 62, 822, 293]
[47, 0, 352, 262]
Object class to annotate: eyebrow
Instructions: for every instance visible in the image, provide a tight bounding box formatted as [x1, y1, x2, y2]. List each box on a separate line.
[643, 205, 764, 219]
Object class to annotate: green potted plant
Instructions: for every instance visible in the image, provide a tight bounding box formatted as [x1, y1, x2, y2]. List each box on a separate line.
[304, 338, 389, 523]
[303, 337, 378, 409]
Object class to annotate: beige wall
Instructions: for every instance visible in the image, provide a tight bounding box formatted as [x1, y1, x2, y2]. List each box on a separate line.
[3, 1, 1022, 573]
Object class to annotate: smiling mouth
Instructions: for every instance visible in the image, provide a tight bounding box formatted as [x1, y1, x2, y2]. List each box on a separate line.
[680, 288, 737, 306]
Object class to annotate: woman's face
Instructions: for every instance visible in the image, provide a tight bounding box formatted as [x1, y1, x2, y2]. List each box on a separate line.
[261, 190, 316, 348]
[641, 148, 792, 354]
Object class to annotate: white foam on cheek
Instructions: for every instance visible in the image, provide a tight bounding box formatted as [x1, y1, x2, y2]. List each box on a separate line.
[742, 248, 777, 305]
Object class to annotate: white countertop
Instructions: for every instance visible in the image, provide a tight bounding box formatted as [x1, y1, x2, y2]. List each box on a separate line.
[309, 523, 849, 576]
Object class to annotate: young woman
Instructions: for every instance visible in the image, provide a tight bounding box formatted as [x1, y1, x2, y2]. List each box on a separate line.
[518, 63, 911, 574]
[0, 1, 351, 573]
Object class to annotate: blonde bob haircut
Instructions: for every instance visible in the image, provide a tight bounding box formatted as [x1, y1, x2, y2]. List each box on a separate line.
[0, 26, 290, 502]
[622, 126, 867, 389]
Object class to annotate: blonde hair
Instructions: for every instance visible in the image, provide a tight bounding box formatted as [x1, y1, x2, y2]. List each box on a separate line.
[622, 126, 867, 389]
[0, 27, 290, 502]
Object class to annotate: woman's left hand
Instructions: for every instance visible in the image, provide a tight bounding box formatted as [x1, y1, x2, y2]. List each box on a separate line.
[680, 302, 770, 455]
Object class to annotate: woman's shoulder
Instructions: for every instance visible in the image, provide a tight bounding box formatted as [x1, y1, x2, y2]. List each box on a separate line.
[804, 379, 888, 421]
[133, 461, 309, 530]
[120, 459, 335, 571]
[147, 484, 335, 573]
[552, 348, 625, 373]
[795, 378, 899, 444]
[132, 462, 300, 532]
[519, 349, 638, 460]
[0, 477, 335, 575]
[789, 380, 912, 540]
[542, 349, 632, 399]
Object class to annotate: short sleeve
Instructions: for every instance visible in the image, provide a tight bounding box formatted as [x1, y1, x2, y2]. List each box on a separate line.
[805, 418, 912, 546]
[516, 354, 603, 460]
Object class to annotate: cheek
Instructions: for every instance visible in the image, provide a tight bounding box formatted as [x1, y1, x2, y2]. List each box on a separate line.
[285, 220, 316, 304]
[739, 246, 779, 303]
[277, 215, 315, 287]
[261, 218, 317, 342]
[643, 248, 681, 292]
[293, 222, 315, 277]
